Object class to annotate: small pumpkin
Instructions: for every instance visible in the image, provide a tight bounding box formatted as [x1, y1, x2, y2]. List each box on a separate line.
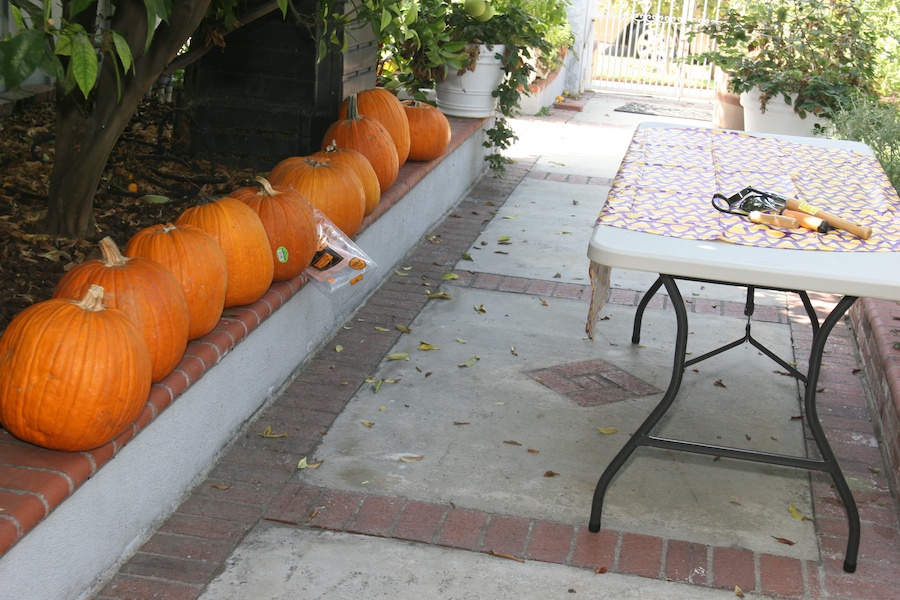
[314, 141, 381, 216]
[401, 100, 452, 161]
[0, 284, 152, 451]
[322, 94, 399, 194]
[53, 237, 189, 382]
[125, 223, 228, 340]
[340, 87, 411, 166]
[268, 156, 366, 237]
[175, 197, 275, 308]
[228, 177, 318, 281]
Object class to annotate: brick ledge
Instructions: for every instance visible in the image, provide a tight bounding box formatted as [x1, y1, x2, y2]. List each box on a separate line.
[0, 115, 488, 559]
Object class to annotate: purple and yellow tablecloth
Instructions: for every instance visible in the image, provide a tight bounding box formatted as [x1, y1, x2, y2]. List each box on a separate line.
[586, 127, 900, 339]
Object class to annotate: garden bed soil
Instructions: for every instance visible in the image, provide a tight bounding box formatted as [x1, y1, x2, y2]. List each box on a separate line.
[0, 100, 257, 336]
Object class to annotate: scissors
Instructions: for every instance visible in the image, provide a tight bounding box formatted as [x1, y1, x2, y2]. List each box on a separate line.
[711, 187, 788, 216]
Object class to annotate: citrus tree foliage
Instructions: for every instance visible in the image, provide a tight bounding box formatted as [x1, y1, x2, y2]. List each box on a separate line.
[0, 0, 289, 238]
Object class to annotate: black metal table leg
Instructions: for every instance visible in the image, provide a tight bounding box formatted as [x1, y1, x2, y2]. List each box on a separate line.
[631, 276, 664, 344]
[803, 295, 860, 572]
[589, 274, 861, 573]
[590, 275, 688, 531]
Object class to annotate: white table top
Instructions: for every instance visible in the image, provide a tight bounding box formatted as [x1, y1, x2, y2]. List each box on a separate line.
[588, 124, 900, 301]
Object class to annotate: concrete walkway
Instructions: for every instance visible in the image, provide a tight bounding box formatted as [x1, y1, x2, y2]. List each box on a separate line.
[94, 92, 900, 600]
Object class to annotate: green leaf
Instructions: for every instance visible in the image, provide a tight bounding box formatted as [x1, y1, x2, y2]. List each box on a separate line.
[0, 30, 45, 90]
[143, 0, 170, 50]
[277, 0, 290, 17]
[69, 30, 98, 98]
[110, 31, 133, 74]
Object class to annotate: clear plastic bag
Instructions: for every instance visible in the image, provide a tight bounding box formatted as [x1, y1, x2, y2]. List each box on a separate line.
[304, 209, 377, 292]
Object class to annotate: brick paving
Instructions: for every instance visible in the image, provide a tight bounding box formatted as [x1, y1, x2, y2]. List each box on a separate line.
[87, 129, 900, 599]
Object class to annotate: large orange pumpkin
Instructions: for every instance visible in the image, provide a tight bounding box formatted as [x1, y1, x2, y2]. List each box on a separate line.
[322, 94, 399, 194]
[0, 285, 152, 451]
[228, 177, 318, 281]
[175, 197, 274, 308]
[53, 237, 189, 382]
[340, 87, 411, 166]
[314, 142, 381, 216]
[268, 156, 366, 237]
[125, 223, 228, 340]
[402, 100, 452, 161]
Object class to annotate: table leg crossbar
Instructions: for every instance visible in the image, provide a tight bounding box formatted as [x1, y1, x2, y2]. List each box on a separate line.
[589, 275, 861, 573]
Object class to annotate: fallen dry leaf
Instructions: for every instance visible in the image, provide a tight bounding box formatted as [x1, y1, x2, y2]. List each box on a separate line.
[527, 448, 539, 454]
[772, 536, 797, 546]
[361, 420, 375, 428]
[210, 483, 231, 490]
[714, 379, 727, 388]
[504, 440, 522, 446]
[418, 342, 441, 350]
[735, 586, 744, 598]
[453, 421, 470, 425]
[396, 324, 412, 333]
[387, 352, 409, 361]
[597, 427, 618, 435]
[258, 426, 288, 438]
[544, 470, 560, 477]
[400, 455, 425, 462]
[427, 291, 452, 299]
[789, 502, 812, 522]
[595, 567, 608, 574]
[306, 509, 319, 523]
[458, 355, 480, 367]
[487, 550, 524, 562]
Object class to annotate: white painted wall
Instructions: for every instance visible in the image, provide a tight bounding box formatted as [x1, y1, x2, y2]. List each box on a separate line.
[565, 0, 598, 94]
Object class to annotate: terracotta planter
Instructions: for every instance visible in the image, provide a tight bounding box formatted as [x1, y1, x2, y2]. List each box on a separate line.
[712, 72, 744, 131]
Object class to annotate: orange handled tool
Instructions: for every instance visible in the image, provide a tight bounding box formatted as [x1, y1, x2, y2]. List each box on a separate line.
[783, 197, 872, 240]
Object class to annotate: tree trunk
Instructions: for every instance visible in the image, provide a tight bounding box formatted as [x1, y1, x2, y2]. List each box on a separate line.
[42, 0, 212, 238]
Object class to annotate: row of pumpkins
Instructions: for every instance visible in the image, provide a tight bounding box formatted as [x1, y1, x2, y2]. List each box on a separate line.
[0, 89, 452, 453]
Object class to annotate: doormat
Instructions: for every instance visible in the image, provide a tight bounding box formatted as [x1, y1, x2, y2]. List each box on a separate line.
[615, 101, 712, 122]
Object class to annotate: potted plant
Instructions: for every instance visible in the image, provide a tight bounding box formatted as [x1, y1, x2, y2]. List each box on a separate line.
[396, 0, 572, 170]
[689, 0, 878, 135]
[316, 0, 571, 173]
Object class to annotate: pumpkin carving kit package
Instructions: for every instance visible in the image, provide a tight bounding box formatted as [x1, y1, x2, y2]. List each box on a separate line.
[305, 209, 377, 292]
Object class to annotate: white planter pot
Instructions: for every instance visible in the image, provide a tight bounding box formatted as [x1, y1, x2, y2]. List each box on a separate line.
[739, 87, 827, 137]
[435, 44, 505, 118]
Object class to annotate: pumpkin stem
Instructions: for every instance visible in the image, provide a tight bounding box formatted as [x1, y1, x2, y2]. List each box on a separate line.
[74, 284, 107, 312]
[161, 223, 178, 233]
[98, 236, 129, 267]
[346, 94, 362, 121]
[253, 176, 279, 197]
[324, 140, 340, 153]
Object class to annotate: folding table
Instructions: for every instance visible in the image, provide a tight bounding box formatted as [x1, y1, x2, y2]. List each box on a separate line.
[586, 123, 900, 573]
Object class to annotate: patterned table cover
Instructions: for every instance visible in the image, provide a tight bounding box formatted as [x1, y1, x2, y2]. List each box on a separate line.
[586, 127, 900, 339]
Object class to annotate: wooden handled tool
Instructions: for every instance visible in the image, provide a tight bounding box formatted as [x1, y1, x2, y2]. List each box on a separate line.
[783, 197, 872, 240]
[781, 209, 830, 233]
[749, 211, 798, 229]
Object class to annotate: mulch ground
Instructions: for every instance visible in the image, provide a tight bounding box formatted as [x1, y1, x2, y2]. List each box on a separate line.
[0, 99, 258, 335]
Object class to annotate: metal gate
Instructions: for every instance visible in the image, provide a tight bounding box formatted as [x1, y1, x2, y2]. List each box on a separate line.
[591, 0, 723, 99]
